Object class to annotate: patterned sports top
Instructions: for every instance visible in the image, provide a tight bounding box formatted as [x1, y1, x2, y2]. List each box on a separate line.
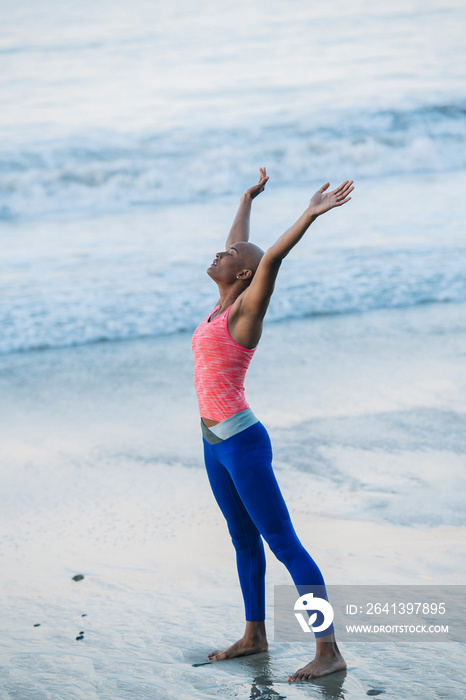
[192, 304, 256, 421]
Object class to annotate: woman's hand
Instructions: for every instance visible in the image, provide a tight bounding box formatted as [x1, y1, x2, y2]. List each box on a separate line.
[308, 180, 354, 217]
[243, 167, 269, 201]
[226, 168, 269, 247]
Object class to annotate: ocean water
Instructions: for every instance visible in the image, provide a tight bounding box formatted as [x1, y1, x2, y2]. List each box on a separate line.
[1, 0, 466, 354]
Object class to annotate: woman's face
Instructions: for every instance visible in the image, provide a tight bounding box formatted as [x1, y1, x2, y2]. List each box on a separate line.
[207, 245, 252, 284]
[207, 241, 263, 285]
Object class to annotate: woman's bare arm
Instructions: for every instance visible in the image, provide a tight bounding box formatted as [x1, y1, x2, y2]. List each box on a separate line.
[225, 167, 269, 248]
[265, 180, 353, 262]
[241, 180, 354, 320]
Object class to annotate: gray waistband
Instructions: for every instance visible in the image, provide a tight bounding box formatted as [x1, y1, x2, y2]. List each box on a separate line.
[201, 408, 259, 444]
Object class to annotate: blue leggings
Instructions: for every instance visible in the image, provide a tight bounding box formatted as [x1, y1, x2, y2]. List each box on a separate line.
[203, 420, 333, 636]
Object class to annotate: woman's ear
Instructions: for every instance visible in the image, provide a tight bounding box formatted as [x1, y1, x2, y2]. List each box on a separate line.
[236, 269, 252, 280]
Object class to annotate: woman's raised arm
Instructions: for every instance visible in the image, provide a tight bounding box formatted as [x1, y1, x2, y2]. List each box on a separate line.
[241, 180, 354, 318]
[225, 167, 269, 249]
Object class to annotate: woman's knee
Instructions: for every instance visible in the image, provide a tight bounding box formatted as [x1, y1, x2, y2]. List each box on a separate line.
[266, 528, 305, 565]
[230, 529, 263, 554]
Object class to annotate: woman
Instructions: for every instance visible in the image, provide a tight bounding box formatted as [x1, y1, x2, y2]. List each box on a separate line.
[192, 168, 353, 681]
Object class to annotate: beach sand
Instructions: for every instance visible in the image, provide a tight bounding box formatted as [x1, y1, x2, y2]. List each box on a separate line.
[1, 301, 465, 699]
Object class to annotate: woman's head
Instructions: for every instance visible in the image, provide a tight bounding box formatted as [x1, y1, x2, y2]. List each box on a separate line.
[207, 241, 264, 286]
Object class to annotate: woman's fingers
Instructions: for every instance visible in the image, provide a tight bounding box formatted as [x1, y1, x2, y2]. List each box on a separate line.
[331, 182, 354, 203]
[324, 180, 354, 208]
[257, 167, 268, 188]
[338, 196, 352, 206]
[334, 180, 354, 195]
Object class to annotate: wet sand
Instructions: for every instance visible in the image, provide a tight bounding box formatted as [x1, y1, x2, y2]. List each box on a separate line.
[1, 301, 465, 699]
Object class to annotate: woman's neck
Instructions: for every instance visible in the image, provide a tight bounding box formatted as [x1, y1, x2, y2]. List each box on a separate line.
[215, 283, 244, 313]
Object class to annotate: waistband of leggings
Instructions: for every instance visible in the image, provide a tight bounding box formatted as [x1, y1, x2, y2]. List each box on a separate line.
[201, 408, 259, 444]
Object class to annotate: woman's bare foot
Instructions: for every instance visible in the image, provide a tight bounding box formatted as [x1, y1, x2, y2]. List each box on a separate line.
[208, 620, 268, 661]
[288, 634, 346, 682]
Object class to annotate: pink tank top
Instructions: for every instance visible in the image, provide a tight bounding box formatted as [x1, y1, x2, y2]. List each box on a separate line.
[192, 304, 256, 421]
